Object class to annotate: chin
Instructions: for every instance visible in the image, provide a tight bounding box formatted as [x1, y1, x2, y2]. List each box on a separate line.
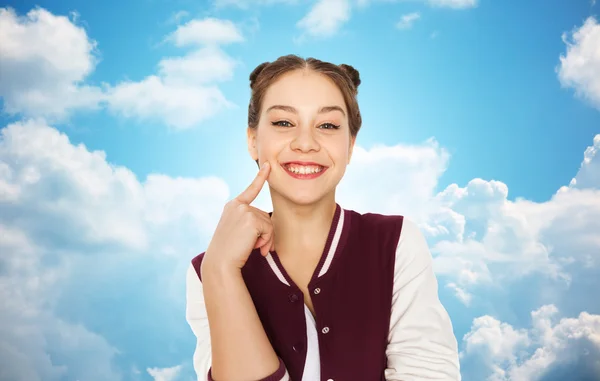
[286, 193, 326, 206]
[271, 185, 334, 207]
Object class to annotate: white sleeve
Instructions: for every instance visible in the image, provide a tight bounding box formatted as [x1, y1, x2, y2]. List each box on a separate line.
[185, 263, 213, 381]
[385, 219, 461, 381]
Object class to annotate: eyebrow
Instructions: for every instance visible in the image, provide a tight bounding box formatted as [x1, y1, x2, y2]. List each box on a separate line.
[266, 104, 346, 117]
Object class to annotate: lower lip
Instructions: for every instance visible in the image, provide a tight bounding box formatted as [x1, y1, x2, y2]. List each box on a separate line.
[281, 164, 327, 179]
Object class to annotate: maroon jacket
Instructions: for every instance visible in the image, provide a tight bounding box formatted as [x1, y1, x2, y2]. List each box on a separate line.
[186, 204, 461, 381]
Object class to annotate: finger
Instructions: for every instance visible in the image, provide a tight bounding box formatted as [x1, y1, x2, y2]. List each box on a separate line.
[255, 234, 271, 256]
[254, 229, 274, 256]
[261, 236, 275, 257]
[236, 162, 271, 205]
[253, 214, 274, 254]
[264, 236, 275, 256]
[260, 244, 269, 257]
[255, 210, 275, 254]
[253, 233, 268, 249]
[255, 228, 273, 249]
[254, 235, 269, 249]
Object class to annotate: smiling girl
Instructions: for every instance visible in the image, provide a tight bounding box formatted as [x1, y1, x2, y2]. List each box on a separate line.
[186, 55, 461, 381]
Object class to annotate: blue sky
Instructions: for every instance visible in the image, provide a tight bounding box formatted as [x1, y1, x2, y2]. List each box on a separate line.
[0, 0, 599, 380]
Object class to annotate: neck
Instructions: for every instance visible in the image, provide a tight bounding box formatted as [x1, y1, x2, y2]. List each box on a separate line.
[269, 190, 337, 258]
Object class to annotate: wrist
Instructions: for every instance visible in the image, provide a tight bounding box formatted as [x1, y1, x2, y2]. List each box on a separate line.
[201, 254, 242, 281]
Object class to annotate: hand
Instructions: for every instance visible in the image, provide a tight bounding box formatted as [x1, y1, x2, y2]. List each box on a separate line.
[204, 162, 274, 271]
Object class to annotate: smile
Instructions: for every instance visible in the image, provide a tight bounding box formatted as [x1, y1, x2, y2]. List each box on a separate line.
[281, 162, 327, 179]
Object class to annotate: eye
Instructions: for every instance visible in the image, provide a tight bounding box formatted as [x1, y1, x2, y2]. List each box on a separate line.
[271, 120, 293, 127]
[319, 123, 341, 130]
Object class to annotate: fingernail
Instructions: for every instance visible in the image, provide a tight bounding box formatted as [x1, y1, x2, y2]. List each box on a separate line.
[262, 162, 269, 169]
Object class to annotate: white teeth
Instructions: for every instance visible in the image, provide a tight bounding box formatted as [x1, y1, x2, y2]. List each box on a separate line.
[286, 165, 323, 174]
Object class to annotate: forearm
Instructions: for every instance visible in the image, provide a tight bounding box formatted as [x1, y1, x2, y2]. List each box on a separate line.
[201, 257, 280, 381]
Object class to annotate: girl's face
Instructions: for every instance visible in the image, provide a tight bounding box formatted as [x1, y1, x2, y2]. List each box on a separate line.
[247, 69, 355, 206]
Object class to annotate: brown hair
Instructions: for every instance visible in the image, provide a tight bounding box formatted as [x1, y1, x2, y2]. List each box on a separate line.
[248, 55, 362, 137]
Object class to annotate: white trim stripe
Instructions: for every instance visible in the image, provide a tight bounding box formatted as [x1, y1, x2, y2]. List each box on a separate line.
[318, 208, 344, 277]
[265, 253, 290, 286]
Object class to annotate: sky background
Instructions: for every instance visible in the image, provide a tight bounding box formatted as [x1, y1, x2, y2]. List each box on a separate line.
[0, 0, 599, 380]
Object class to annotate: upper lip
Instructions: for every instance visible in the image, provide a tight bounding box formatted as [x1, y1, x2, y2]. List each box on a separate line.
[281, 161, 327, 167]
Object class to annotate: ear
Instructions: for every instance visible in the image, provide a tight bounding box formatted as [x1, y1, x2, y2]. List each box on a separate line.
[247, 127, 258, 161]
[348, 135, 356, 164]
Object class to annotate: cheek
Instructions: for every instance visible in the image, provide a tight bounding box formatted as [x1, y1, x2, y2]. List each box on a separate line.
[334, 135, 353, 156]
[255, 132, 282, 158]
[328, 145, 351, 168]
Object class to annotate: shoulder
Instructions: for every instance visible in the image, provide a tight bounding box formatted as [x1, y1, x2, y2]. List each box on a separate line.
[352, 210, 424, 240]
[397, 218, 428, 248]
[352, 209, 405, 228]
[347, 208, 405, 240]
[358, 211, 431, 257]
[349, 208, 432, 269]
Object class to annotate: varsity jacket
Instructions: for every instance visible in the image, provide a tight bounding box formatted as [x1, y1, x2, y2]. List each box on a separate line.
[186, 204, 461, 381]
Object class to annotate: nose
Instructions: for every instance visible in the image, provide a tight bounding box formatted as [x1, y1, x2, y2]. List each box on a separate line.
[290, 124, 320, 153]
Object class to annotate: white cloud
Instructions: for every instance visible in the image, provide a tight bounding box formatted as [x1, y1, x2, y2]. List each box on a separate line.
[167, 18, 244, 46]
[358, 0, 477, 9]
[296, 0, 351, 39]
[108, 75, 233, 129]
[166, 10, 190, 25]
[427, 0, 478, 8]
[158, 47, 239, 85]
[396, 12, 421, 29]
[569, 134, 600, 189]
[419, 136, 600, 303]
[462, 315, 530, 364]
[0, 8, 244, 129]
[107, 19, 244, 129]
[558, 17, 600, 110]
[334, 134, 600, 313]
[213, 0, 298, 8]
[0, 221, 123, 381]
[1, 119, 230, 252]
[295, 0, 476, 40]
[428, 184, 600, 300]
[147, 365, 182, 381]
[338, 138, 450, 220]
[0, 7, 104, 120]
[461, 305, 600, 381]
[2, 118, 146, 251]
[446, 282, 473, 305]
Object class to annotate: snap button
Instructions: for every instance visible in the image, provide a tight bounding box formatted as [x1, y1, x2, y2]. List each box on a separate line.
[321, 327, 330, 334]
[288, 293, 299, 303]
[314, 288, 321, 295]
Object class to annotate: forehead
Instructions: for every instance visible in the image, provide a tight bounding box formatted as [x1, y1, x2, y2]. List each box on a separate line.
[261, 70, 347, 112]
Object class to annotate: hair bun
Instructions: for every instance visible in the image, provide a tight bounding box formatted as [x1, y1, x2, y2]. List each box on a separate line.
[249, 62, 270, 89]
[339, 64, 361, 89]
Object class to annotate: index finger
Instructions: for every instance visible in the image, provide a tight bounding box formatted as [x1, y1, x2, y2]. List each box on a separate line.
[236, 162, 271, 204]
